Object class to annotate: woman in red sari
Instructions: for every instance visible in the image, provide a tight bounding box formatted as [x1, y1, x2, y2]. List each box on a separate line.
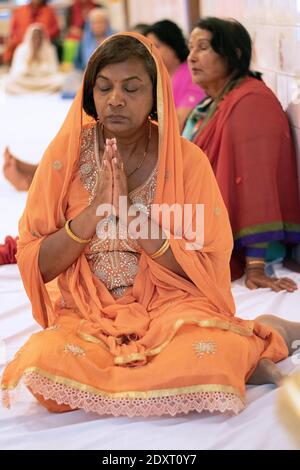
[183, 17, 300, 292]
[3, 0, 60, 64]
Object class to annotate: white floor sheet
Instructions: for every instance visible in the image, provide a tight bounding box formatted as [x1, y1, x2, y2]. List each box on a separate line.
[0, 92, 299, 450]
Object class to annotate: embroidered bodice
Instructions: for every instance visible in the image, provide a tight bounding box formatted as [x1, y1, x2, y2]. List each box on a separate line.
[79, 125, 157, 298]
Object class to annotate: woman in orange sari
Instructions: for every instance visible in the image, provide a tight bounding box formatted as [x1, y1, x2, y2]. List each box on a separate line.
[1, 33, 299, 417]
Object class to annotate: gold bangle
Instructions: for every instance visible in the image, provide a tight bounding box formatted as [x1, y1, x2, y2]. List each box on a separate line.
[246, 260, 265, 266]
[64, 220, 92, 244]
[150, 238, 170, 260]
[246, 266, 265, 272]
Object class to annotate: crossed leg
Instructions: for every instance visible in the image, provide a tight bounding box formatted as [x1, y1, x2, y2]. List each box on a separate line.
[247, 315, 300, 386]
[3, 147, 37, 191]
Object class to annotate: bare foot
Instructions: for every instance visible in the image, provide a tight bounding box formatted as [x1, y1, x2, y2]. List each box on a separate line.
[247, 314, 300, 387]
[256, 315, 300, 356]
[247, 358, 286, 386]
[3, 147, 36, 191]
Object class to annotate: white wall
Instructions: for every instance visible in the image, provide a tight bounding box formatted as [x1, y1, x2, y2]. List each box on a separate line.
[127, 0, 189, 35]
[200, 0, 300, 194]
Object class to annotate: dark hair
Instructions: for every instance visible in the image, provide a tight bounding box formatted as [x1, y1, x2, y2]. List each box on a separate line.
[130, 23, 149, 36]
[83, 36, 157, 121]
[145, 19, 189, 63]
[196, 17, 262, 80]
[33, 0, 48, 5]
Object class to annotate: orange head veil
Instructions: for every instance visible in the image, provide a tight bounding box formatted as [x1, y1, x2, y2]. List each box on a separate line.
[17, 32, 235, 361]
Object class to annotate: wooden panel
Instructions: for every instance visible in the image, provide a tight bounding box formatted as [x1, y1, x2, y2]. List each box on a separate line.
[187, 0, 200, 31]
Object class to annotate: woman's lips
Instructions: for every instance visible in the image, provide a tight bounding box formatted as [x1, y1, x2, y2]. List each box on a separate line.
[107, 115, 127, 122]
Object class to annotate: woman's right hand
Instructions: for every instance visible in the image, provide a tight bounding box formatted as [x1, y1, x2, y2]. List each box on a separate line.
[39, 140, 117, 283]
[245, 268, 298, 293]
[91, 139, 114, 214]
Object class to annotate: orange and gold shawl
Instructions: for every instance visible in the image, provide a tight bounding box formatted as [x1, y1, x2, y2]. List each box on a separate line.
[16, 33, 241, 365]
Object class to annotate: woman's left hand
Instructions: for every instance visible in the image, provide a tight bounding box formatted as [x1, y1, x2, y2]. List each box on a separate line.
[245, 268, 298, 293]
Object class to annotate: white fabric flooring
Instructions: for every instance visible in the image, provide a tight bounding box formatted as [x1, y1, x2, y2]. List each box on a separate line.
[0, 92, 299, 450]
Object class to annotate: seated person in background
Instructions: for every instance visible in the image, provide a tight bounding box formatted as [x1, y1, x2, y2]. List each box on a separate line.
[65, 0, 98, 41]
[183, 17, 300, 291]
[146, 19, 205, 131]
[62, 0, 100, 66]
[74, 7, 112, 71]
[61, 8, 112, 99]
[2, 0, 60, 65]
[4, 24, 64, 95]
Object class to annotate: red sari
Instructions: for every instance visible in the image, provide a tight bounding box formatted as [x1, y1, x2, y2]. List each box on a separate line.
[70, 0, 96, 31]
[191, 77, 300, 278]
[0, 237, 17, 265]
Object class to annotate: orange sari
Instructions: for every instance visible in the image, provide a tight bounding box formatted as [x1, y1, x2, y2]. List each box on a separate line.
[1, 33, 288, 417]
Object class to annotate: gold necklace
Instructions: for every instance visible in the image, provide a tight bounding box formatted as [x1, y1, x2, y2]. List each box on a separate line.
[125, 122, 152, 178]
[101, 121, 152, 178]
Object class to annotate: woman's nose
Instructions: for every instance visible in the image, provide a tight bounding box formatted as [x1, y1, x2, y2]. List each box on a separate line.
[108, 90, 125, 108]
[188, 50, 196, 63]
